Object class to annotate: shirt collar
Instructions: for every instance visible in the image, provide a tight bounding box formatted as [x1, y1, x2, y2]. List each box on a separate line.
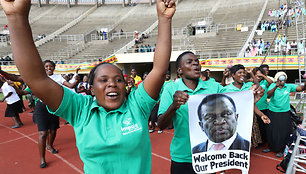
[207, 133, 237, 151]
[229, 82, 250, 91]
[89, 97, 128, 114]
[177, 78, 208, 93]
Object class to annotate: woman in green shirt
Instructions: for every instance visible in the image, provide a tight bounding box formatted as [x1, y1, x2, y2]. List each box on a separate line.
[265, 72, 306, 158]
[1, 0, 176, 173]
[221, 64, 270, 148]
[252, 67, 273, 147]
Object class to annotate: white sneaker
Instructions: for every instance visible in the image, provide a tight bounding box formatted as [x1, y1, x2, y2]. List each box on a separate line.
[149, 130, 154, 133]
[158, 130, 163, 134]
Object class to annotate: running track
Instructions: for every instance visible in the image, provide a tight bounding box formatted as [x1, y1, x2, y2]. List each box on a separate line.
[0, 102, 300, 174]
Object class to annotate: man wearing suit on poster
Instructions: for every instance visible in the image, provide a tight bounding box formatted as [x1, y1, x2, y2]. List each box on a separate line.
[192, 94, 250, 153]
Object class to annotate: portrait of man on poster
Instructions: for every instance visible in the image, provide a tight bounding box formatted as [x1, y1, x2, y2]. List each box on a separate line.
[192, 94, 250, 153]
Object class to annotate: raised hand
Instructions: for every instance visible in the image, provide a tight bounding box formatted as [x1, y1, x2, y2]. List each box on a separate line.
[223, 69, 230, 77]
[250, 84, 264, 103]
[157, 0, 176, 19]
[1, 0, 31, 18]
[172, 91, 189, 109]
[276, 81, 280, 87]
[257, 71, 264, 77]
[246, 68, 252, 74]
[76, 66, 81, 73]
[7, 80, 15, 87]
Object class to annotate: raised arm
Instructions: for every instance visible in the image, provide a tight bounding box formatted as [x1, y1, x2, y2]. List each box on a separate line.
[267, 82, 279, 98]
[0, 66, 24, 82]
[2, 0, 63, 110]
[257, 71, 273, 86]
[143, 0, 176, 100]
[221, 69, 230, 86]
[7, 80, 30, 96]
[246, 68, 258, 85]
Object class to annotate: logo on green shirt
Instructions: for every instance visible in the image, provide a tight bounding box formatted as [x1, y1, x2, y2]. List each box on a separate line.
[121, 118, 142, 135]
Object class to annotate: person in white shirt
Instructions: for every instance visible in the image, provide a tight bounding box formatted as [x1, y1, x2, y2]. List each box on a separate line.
[0, 60, 78, 168]
[0, 77, 23, 128]
[34, 60, 78, 168]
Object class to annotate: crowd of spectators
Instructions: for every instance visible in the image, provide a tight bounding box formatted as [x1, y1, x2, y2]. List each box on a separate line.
[134, 31, 149, 44]
[245, 34, 306, 57]
[268, 1, 306, 21]
[134, 44, 155, 53]
[0, 56, 13, 65]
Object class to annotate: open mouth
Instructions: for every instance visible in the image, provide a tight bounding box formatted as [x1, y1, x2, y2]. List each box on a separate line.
[106, 92, 119, 99]
[194, 68, 200, 73]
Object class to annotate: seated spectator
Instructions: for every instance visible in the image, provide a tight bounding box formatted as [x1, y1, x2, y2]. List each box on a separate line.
[258, 46, 263, 56]
[135, 45, 139, 53]
[298, 40, 304, 54]
[146, 45, 151, 52]
[291, 40, 298, 52]
[251, 46, 257, 57]
[274, 43, 280, 53]
[259, 40, 264, 49]
[263, 41, 271, 54]
[271, 24, 277, 32]
[135, 37, 140, 44]
[257, 21, 262, 30]
[245, 47, 251, 57]
[285, 41, 291, 54]
[140, 45, 145, 53]
[261, 21, 266, 31]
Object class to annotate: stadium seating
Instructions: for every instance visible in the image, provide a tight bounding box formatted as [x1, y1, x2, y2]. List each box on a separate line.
[0, 0, 303, 64]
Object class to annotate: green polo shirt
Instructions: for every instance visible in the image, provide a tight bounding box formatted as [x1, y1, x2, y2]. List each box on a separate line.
[268, 83, 297, 112]
[256, 80, 269, 110]
[48, 83, 157, 173]
[220, 82, 253, 93]
[158, 79, 223, 163]
[208, 77, 216, 82]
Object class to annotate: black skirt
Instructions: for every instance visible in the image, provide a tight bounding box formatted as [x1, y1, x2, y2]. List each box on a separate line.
[266, 110, 293, 152]
[256, 109, 268, 143]
[5, 100, 23, 117]
[33, 101, 59, 131]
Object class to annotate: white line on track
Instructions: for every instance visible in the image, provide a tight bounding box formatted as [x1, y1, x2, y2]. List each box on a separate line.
[0, 132, 38, 145]
[163, 130, 174, 135]
[152, 153, 171, 162]
[252, 152, 282, 162]
[0, 123, 84, 174]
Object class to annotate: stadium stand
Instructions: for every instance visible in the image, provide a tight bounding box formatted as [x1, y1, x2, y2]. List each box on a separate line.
[0, 0, 302, 64]
[252, 0, 304, 56]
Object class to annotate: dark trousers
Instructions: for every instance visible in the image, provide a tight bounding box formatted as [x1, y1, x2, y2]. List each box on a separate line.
[171, 160, 196, 174]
